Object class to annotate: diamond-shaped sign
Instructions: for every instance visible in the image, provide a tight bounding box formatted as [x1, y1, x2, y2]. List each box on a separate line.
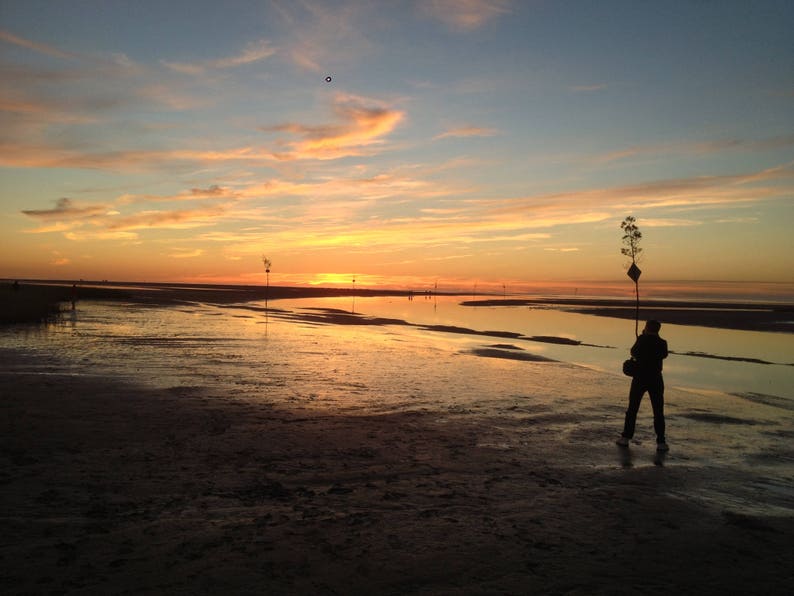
[627, 262, 642, 283]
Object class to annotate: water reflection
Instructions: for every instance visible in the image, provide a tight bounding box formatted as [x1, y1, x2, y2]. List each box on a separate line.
[1, 295, 791, 402]
[271, 296, 793, 400]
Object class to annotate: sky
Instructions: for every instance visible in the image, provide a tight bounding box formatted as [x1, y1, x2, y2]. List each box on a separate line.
[1, 0, 793, 296]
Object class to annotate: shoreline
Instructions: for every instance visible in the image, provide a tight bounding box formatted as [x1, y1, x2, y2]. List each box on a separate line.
[2, 346, 793, 594]
[463, 298, 794, 334]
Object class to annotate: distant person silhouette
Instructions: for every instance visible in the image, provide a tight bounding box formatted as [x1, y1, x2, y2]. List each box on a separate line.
[616, 320, 669, 451]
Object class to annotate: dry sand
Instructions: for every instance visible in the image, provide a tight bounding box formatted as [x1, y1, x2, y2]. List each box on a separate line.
[2, 346, 793, 595]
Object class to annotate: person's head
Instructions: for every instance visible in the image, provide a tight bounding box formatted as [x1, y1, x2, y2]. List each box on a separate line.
[644, 320, 661, 334]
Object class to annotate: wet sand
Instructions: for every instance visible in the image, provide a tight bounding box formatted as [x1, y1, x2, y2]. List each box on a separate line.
[2, 348, 793, 595]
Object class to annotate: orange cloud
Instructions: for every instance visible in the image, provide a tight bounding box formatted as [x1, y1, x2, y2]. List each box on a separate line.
[0, 142, 282, 171]
[169, 249, 204, 258]
[484, 163, 794, 226]
[105, 205, 229, 231]
[64, 230, 139, 241]
[264, 95, 404, 160]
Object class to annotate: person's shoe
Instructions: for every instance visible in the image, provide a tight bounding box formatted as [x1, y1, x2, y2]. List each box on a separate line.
[656, 442, 669, 452]
[615, 436, 629, 447]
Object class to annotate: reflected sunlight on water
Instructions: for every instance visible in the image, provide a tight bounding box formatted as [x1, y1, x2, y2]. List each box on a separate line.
[270, 296, 794, 400]
[2, 295, 791, 401]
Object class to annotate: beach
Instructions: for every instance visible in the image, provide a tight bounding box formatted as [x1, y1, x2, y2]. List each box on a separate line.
[2, 287, 793, 594]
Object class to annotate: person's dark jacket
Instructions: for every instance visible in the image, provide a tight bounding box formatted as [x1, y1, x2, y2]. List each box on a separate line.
[630, 333, 668, 377]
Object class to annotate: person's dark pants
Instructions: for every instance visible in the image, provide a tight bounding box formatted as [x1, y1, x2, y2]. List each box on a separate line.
[622, 374, 665, 442]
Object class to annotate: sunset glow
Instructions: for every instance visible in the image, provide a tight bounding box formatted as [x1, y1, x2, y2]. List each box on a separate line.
[1, 1, 793, 298]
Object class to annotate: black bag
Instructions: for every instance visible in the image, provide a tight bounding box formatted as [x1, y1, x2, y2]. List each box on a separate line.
[622, 358, 638, 377]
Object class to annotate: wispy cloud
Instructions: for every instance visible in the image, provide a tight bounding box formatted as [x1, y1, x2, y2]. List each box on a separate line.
[105, 205, 230, 231]
[434, 126, 499, 140]
[118, 185, 234, 204]
[169, 248, 204, 258]
[640, 218, 702, 228]
[0, 142, 280, 171]
[484, 164, 794, 227]
[693, 134, 794, 153]
[162, 39, 276, 74]
[273, 1, 375, 73]
[0, 29, 78, 60]
[64, 230, 139, 241]
[592, 134, 794, 165]
[421, 0, 511, 31]
[0, 94, 98, 124]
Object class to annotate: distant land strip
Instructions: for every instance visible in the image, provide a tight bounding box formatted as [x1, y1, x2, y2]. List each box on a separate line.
[462, 299, 793, 334]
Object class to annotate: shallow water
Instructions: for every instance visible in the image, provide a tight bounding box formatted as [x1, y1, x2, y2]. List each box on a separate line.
[2, 295, 793, 516]
[273, 295, 794, 400]
[2, 295, 792, 402]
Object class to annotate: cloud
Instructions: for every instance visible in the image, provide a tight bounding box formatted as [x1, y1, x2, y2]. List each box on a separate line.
[169, 249, 204, 258]
[105, 205, 230, 231]
[1, 93, 404, 171]
[592, 133, 794, 165]
[21, 198, 110, 220]
[118, 185, 235, 204]
[264, 94, 404, 160]
[640, 218, 702, 228]
[421, 0, 511, 31]
[63, 230, 139, 241]
[273, 1, 375, 73]
[162, 39, 276, 74]
[0, 94, 95, 123]
[484, 163, 794, 228]
[0, 29, 78, 60]
[0, 142, 281, 171]
[23, 222, 75, 234]
[21, 195, 232, 239]
[434, 126, 499, 140]
[693, 133, 794, 153]
[715, 216, 759, 224]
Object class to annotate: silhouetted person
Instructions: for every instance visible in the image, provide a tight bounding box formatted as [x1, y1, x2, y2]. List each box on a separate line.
[71, 283, 78, 310]
[616, 320, 669, 451]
